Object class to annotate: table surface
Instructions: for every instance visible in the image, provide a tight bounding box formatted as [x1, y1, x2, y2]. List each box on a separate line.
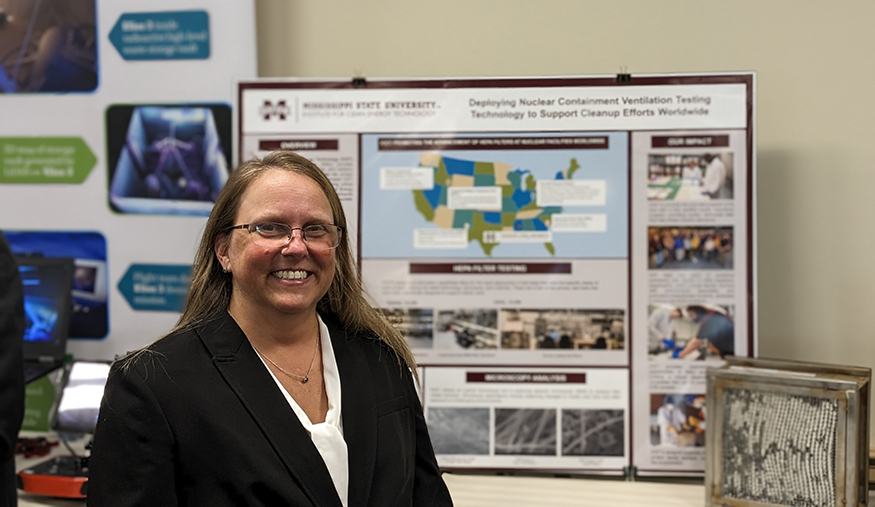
[443, 473, 706, 507]
[15, 433, 875, 506]
[16, 440, 705, 507]
[15, 470, 707, 507]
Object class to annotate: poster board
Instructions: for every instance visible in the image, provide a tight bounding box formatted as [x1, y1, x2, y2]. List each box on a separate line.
[237, 73, 755, 474]
[0, 0, 257, 362]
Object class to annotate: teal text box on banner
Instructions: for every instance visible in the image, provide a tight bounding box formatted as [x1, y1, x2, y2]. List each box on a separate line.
[118, 264, 192, 312]
[109, 11, 210, 60]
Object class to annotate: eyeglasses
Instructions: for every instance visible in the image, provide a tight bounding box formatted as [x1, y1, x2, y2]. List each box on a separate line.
[227, 222, 343, 250]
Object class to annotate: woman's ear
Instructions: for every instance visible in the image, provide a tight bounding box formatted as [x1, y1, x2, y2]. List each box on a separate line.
[214, 235, 230, 272]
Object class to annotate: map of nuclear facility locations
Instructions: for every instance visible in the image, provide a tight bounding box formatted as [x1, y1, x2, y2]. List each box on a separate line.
[412, 153, 577, 256]
[361, 133, 628, 259]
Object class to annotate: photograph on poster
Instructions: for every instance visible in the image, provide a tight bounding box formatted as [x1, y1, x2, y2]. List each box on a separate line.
[649, 393, 706, 448]
[434, 309, 498, 350]
[427, 407, 490, 455]
[106, 104, 232, 216]
[494, 408, 557, 455]
[561, 409, 624, 457]
[647, 153, 733, 201]
[648, 226, 733, 270]
[0, 0, 97, 93]
[380, 308, 434, 348]
[5, 230, 108, 339]
[499, 309, 625, 350]
[648, 304, 735, 359]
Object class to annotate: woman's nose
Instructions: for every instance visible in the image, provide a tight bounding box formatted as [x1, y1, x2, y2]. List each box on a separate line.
[280, 229, 309, 254]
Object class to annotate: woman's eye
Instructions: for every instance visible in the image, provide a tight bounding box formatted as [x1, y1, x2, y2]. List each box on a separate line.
[257, 223, 281, 234]
[304, 225, 328, 237]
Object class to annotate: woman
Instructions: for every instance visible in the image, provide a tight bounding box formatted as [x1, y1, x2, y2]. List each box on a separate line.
[88, 152, 453, 506]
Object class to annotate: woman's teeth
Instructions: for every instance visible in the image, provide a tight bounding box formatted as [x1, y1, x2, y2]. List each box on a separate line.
[273, 270, 308, 280]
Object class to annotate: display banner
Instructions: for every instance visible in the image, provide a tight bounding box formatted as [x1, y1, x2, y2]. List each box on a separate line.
[238, 74, 756, 475]
[0, 0, 257, 362]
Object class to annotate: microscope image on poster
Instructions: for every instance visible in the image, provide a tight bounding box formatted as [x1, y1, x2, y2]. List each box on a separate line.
[107, 104, 232, 216]
[0, 0, 97, 93]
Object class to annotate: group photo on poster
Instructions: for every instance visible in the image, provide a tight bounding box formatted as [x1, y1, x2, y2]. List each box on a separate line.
[648, 226, 734, 270]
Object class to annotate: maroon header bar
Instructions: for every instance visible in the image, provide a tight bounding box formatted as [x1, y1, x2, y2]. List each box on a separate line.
[409, 263, 572, 274]
[467, 372, 587, 384]
[650, 135, 730, 148]
[379, 136, 608, 151]
[259, 139, 339, 151]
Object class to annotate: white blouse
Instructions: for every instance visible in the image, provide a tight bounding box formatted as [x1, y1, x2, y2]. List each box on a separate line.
[256, 315, 348, 507]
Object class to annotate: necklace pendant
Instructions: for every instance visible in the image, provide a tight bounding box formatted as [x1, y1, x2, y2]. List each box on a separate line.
[302, 376, 309, 383]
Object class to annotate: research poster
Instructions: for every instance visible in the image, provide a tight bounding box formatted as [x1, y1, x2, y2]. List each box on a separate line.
[0, 0, 257, 361]
[238, 74, 755, 475]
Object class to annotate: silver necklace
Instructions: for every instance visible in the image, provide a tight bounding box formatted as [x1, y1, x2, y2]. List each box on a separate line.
[252, 331, 320, 384]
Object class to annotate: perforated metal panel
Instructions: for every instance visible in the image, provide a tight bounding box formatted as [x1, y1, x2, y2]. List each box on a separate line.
[706, 357, 869, 507]
[721, 389, 837, 507]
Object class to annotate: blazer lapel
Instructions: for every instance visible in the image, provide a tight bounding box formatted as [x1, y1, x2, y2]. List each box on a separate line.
[196, 313, 343, 507]
[327, 319, 377, 507]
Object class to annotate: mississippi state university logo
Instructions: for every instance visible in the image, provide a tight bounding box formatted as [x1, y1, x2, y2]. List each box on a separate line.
[260, 100, 291, 120]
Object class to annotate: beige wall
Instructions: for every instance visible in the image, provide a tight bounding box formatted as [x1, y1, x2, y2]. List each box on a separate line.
[254, 0, 875, 433]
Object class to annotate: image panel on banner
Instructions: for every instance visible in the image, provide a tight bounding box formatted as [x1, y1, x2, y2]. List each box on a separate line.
[363, 258, 628, 367]
[360, 132, 627, 259]
[105, 103, 232, 217]
[629, 129, 750, 474]
[423, 366, 629, 473]
[0, 0, 98, 94]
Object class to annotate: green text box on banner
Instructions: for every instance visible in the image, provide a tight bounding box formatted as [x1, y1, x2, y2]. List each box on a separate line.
[109, 11, 211, 60]
[0, 138, 96, 184]
[118, 264, 193, 312]
[21, 376, 57, 432]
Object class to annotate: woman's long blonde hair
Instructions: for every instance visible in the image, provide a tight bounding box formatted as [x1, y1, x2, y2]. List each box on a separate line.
[174, 151, 416, 372]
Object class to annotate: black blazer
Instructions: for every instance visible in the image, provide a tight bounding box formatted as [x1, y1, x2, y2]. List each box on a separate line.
[87, 312, 452, 507]
[0, 234, 24, 507]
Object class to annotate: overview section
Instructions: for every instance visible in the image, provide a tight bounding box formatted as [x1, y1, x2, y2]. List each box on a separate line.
[238, 74, 755, 475]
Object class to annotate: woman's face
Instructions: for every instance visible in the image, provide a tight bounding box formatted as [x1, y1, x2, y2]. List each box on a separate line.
[216, 169, 337, 320]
